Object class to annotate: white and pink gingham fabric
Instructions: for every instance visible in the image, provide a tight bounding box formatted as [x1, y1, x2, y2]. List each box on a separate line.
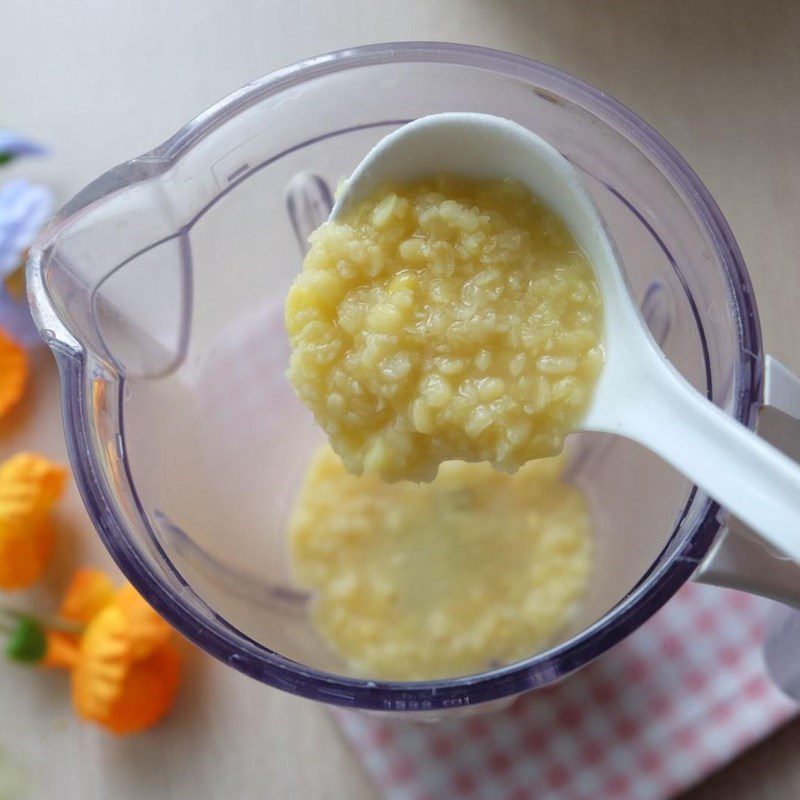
[333, 584, 796, 800]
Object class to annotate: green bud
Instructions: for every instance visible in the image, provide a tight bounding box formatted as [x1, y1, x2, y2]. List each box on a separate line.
[5, 615, 47, 663]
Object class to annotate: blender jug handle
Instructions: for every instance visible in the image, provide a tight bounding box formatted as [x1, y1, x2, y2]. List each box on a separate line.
[694, 355, 800, 607]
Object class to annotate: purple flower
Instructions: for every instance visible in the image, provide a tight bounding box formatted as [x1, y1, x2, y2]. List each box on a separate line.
[0, 131, 47, 163]
[0, 180, 54, 346]
[0, 288, 40, 346]
[0, 180, 53, 277]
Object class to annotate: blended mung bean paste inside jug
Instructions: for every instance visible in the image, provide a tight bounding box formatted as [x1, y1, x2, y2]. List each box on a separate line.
[289, 446, 592, 679]
[285, 174, 604, 482]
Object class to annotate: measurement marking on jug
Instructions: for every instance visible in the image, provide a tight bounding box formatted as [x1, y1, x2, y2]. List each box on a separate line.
[227, 164, 250, 183]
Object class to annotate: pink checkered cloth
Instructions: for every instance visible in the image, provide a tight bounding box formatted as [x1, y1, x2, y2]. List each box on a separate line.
[333, 583, 796, 800]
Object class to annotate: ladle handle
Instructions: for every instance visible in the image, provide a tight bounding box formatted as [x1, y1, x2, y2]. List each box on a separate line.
[621, 360, 800, 564]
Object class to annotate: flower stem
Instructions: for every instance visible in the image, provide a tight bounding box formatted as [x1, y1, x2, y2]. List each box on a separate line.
[0, 607, 83, 635]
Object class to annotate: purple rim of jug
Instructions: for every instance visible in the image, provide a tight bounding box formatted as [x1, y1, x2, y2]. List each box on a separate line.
[29, 42, 762, 711]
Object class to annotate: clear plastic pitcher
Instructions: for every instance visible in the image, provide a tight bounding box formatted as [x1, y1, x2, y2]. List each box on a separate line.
[27, 43, 800, 715]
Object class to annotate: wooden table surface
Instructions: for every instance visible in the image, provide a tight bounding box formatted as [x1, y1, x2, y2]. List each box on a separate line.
[3, 1, 800, 797]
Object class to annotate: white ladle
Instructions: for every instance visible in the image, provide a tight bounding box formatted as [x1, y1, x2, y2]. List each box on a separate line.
[331, 112, 800, 563]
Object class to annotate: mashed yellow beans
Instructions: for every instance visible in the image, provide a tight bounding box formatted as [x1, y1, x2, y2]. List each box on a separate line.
[286, 175, 603, 482]
[290, 446, 592, 680]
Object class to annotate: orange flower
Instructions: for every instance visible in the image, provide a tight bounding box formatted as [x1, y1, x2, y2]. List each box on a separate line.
[41, 630, 79, 669]
[40, 568, 115, 668]
[112, 583, 172, 661]
[62, 572, 181, 735]
[0, 453, 66, 590]
[59, 568, 115, 624]
[91, 642, 180, 735]
[4, 570, 181, 734]
[0, 328, 28, 418]
[0, 516, 54, 590]
[4, 264, 27, 301]
[72, 605, 131, 720]
[0, 453, 66, 519]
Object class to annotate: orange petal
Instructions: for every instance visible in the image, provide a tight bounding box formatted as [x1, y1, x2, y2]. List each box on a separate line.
[113, 584, 173, 661]
[72, 606, 132, 722]
[0, 452, 67, 524]
[42, 630, 80, 669]
[0, 328, 28, 418]
[4, 263, 26, 301]
[102, 643, 180, 735]
[60, 568, 115, 624]
[0, 515, 54, 590]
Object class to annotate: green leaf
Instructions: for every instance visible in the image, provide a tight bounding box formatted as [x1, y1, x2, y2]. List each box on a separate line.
[0, 153, 13, 166]
[5, 616, 46, 662]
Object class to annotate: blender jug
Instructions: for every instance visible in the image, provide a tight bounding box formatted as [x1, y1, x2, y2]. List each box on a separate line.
[27, 43, 800, 713]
